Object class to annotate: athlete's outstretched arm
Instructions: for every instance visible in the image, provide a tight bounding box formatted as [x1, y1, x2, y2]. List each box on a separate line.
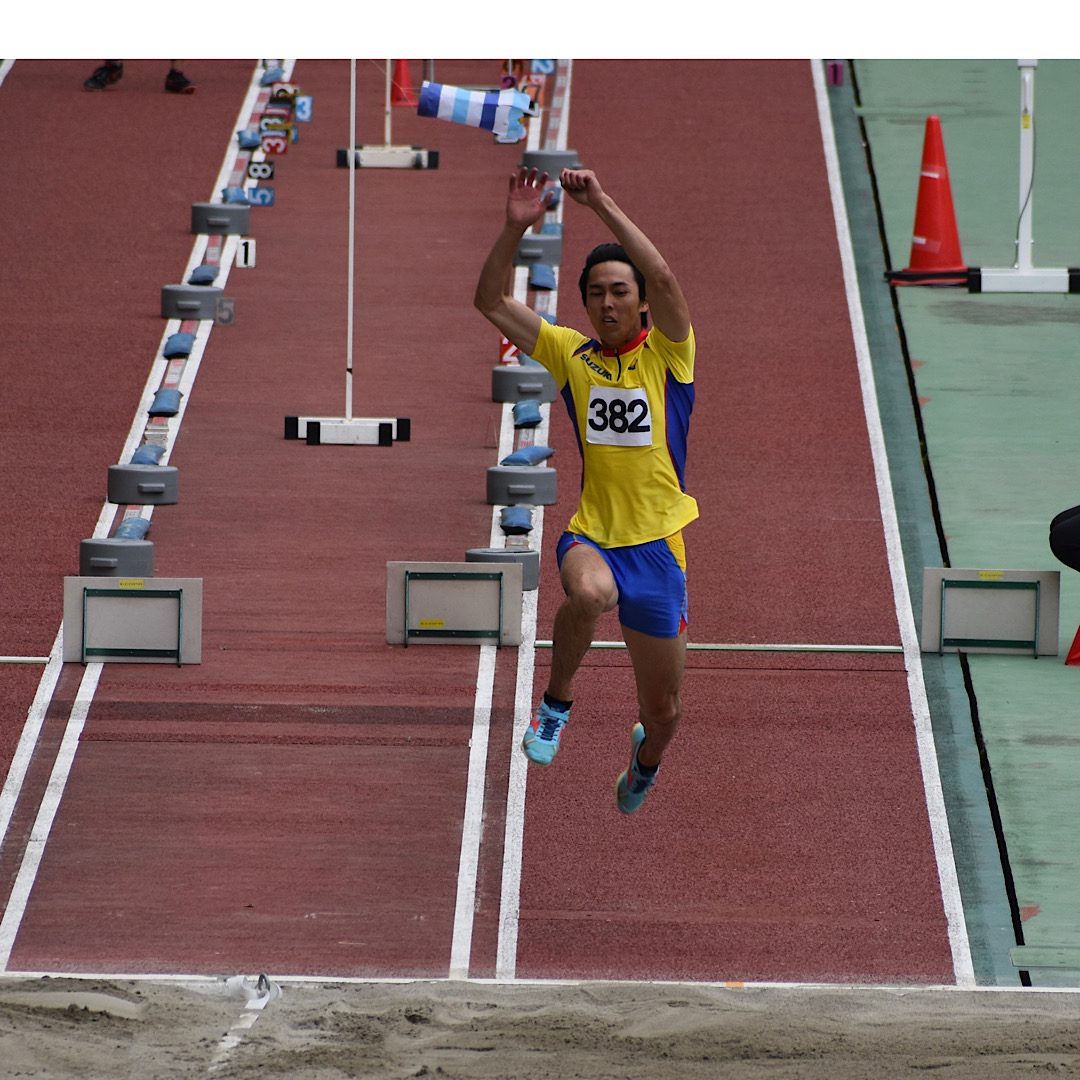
[560, 169, 691, 343]
[474, 167, 553, 355]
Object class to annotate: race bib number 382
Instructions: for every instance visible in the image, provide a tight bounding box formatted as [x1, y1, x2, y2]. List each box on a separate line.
[586, 386, 652, 446]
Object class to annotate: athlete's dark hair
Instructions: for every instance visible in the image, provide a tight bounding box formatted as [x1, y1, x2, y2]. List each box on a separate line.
[578, 243, 649, 328]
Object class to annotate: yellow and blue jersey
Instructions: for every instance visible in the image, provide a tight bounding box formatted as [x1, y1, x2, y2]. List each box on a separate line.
[531, 319, 698, 548]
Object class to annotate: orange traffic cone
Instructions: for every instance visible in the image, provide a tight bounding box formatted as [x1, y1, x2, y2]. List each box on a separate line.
[886, 116, 969, 286]
[1066, 624, 1080, 665]
[391, 59, 418, 107]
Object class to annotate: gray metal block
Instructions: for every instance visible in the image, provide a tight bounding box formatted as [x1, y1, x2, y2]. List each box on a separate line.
[107, 464, 179, 505]
[466, 547, 540, 591]
[161, 284, 222, 320]
[492, 365, 558, 403]
[513, 233, 562, 268]
[519, 150, 582, 175]
[486, 465, 556, 506]
[191, 202, 250, 235]
[80, 538, 155, 577]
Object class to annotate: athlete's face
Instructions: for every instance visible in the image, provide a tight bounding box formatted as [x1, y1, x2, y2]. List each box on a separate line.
[585, 261, 648, 349]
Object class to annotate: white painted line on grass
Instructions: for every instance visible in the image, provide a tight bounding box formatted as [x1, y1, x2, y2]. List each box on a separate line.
[811, 58, 975, 987]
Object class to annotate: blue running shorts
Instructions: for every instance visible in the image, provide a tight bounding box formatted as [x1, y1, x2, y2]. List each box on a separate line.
[556, 531, 688, 638]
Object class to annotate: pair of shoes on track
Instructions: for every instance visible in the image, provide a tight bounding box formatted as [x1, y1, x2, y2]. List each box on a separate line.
[522, 706, 657, 814]
[84, 63, 196, 94]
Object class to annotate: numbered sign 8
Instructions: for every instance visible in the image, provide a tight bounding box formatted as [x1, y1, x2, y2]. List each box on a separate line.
[247, 160, 275, 180]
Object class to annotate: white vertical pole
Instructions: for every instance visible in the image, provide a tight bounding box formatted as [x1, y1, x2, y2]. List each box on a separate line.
[384, 60, 392, 147]
[346, 59, 356, 421]
[1016, 59, 1037, 273]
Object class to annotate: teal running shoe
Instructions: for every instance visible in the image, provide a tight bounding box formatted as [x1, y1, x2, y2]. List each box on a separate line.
[616, 723, 658, 814]
[522, 700, 570, 765]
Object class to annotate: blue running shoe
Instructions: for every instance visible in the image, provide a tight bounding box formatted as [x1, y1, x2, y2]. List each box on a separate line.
[522, 700, 570, 765]
[616, 723, 658, 815]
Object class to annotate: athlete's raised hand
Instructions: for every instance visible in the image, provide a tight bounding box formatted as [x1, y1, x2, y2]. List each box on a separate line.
[559, 168, 605, 209]
[506, 166, 553, 229]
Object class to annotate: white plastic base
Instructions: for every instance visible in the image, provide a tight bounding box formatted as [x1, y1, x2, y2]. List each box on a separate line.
[978, 267, 1070, 293]
[306, 418, 395, 446]
[354, 146, 435, 169]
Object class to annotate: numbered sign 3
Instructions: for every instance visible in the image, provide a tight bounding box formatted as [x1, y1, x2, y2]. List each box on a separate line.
[261, 132, 288, 154]
[294, 95, 313, 122]
[235, 238, 256, 269]
[247, 160, 275, 181]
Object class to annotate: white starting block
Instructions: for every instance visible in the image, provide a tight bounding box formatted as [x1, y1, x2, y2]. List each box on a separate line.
[386, 561, 522, 646]
[63, 576, 203, 665]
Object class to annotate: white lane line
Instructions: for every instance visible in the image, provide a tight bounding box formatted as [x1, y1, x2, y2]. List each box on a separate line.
[811, 59, 975, 987]
[449, 92, 549, 981]
[495, 58, 573, 982]
[0, 662, 102, 969]
[449, 645, 496, 979]
[0, 61, 292, 967]
[0, 629, 63, 861]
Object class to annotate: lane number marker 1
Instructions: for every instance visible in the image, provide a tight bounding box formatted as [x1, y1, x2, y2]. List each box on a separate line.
[236, 238, 256, 269]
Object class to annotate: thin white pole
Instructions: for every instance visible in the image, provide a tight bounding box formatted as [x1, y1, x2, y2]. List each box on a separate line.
[384, 60, 392, 147]
[1016, 59, 1037, 273]
[346, 59, 356, 421]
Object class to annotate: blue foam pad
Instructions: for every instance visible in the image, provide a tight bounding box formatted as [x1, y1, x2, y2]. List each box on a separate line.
[500, 445, 554, 466]
[539, 312, 556, 324]
[187, 264, 218, 285]
[518, 354, 543, 367]
[544, 187, 561, 211]
[148, 388, 183, 417]
[114, 516, 151, 540]
[163, 332, 195, 358]
[130, 444, 165, 465]
[513, 400, 542, 428]
[237, 130, 261, 149]
[500, 506, 534, 534]
[529, 264, 556, 291]
[540, 221, 563, 236]
[261, 67, 286, 86]
[222, 186, 251, 205]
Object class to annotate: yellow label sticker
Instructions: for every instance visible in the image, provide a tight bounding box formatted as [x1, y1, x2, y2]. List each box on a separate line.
[978, 570, 1004, 581]
[118, 578, 145, 589]
[418, 618, 445, 629]
[1022, 113, 1032, 129]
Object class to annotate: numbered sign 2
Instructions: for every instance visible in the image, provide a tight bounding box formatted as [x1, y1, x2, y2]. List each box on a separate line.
[247, 160, 275, 181]
[247, 187, 275, 206]
[235, 238, 256, 269]
[261, 132, 288, 154]
[294, 95, 313, 122]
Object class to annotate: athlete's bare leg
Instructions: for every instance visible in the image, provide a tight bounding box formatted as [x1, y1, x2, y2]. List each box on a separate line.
[547, 542, 618, 701]
[621, 625, 686, 769]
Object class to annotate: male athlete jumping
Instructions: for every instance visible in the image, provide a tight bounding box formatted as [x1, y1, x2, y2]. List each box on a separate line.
[475, 166, 697, 814]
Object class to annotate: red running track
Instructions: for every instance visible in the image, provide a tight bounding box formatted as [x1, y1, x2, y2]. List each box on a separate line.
[0, 59, 955, 984]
